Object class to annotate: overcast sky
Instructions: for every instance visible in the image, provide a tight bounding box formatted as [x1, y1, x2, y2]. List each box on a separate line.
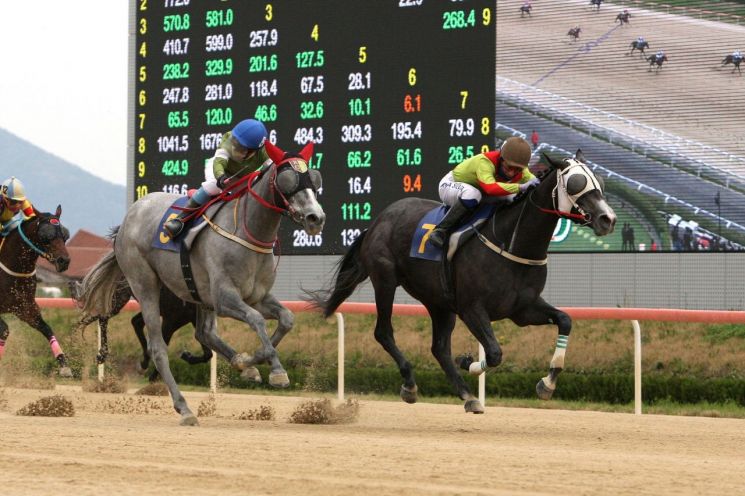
[0, 1, 129, 186]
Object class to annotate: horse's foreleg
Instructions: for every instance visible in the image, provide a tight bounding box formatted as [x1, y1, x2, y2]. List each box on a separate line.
[510, 297, 571, 400]
[212, 292, 289, 388]
[254, 293, 294, 349]
[17, 309, 72, 377]
[428, 307, 483, 413]
[460, 305, 503, 374]
[0, 317, 8, 360]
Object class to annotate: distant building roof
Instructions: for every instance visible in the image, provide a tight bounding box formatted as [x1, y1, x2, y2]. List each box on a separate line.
[37, 229, 112, 281]
[67, 229, 112, 249]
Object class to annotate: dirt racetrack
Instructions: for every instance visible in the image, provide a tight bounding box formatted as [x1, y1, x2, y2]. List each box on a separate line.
[497, 0, 745, 158]
[2, 385, 744, 495]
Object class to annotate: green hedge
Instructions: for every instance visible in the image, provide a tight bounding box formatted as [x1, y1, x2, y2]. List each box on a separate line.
[160, 359, 745, 406]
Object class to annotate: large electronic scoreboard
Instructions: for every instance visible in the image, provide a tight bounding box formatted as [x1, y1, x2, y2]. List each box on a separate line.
[132, 0, 495, 254]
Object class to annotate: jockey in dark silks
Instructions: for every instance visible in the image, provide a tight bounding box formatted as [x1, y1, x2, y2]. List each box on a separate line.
[428, 137, 539, 248]
[0, 177, 35, 236]
[164, 119, 272, 238]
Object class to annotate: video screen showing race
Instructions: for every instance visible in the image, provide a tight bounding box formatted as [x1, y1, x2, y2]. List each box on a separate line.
[499, 0, 745, 253]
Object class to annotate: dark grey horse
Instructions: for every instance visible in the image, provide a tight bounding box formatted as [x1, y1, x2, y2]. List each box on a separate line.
[309, 152, 615, 413]
[647, 53, 668, 72]
[79, 141, 324, 425]
[721, 54, 743, 74]
[627, 40, 649, 58]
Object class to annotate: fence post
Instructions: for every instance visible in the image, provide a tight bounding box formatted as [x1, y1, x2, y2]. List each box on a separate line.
[632, 320, 642, 415]
[336, 312, 345, 401]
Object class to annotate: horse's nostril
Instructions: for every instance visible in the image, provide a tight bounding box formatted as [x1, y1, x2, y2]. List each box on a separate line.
[306, 214, 319, 224]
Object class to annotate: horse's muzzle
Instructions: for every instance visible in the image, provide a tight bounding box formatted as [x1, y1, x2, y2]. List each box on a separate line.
[55, 256, 70, 273]
[593, 212, 616, 236]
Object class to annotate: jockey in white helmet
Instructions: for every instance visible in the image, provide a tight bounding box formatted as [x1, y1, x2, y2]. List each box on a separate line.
[0, 177, 35, 234]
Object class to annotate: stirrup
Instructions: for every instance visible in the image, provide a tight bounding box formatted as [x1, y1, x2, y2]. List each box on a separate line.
[429, 229, 446, 248]
[164, 219, 185, 239]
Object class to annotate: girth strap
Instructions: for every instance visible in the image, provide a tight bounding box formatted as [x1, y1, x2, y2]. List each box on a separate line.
[179, 242, 202, 302]
[470, 227, 548, 266]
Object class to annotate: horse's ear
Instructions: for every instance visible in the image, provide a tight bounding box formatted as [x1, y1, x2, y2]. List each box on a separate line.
[55, 205, 62, 217]
[264, 140, 286, 165]
[575, 149, 586, 163]
[299, 141, 314, 163]
[541, 152, 562, 169]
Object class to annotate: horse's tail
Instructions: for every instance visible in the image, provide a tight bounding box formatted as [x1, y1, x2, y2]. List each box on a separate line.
[304, 230, 369, 318]
[78, 248, 127, 317]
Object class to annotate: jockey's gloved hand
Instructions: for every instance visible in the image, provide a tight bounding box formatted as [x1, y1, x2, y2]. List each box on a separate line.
[216, 175, 230, 190]
[519, 178, 540, 193]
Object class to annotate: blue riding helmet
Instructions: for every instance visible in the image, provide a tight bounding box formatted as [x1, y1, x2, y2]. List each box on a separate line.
[231, 119, 267, 149]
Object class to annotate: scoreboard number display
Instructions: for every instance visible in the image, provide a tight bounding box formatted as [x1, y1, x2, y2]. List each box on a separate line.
[132, 0, 495, 254]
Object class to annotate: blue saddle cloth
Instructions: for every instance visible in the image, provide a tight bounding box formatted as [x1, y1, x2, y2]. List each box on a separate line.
[409, 204, 495, 262]
[151, 196, 207, 253]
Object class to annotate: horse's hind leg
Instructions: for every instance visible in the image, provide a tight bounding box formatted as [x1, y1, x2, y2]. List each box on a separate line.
[510, 297, 571, 401]
[132, 280, 197, 425]
[370, 275, 417, 403]
[131, 313, 151, 372]
[96, 317, 110, 365]
[16, 307, 72, 377]
[428, 307, 483, 414]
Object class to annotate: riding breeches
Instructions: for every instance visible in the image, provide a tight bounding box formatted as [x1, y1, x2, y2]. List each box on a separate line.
[438, 171, 482, 208]
[201, 158, 223, 196]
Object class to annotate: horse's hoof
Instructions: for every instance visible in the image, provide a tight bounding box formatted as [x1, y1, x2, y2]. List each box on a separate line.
[179, 414, 199, 426]
[58, 366, 73, 378]
[464, 399, 485, 414]
[400, 385, 418, 404]
[268, 371, 290, 388]
[230, 352, 253, 370]
[240, 366, 262, 383]
[536, 378, 555, 401]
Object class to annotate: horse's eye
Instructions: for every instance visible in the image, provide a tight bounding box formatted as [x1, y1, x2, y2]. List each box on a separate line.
[566, 174, 587, 196]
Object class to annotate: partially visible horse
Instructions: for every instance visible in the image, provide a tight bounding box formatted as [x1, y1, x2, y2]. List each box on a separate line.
[721, 54, 743, 74]
[589, 0, 603, 11]
[71, 281, 207, 382]
[647, 53, 668, 72]
[628, 40, 650, 58]
[519, 3, 532, 17]
[0, 207, 72, 376]
[79, 141, 324, 425]
[568, 27, 581, 42]
[615, 11, 631, 25]
[308, 151, 616, 413]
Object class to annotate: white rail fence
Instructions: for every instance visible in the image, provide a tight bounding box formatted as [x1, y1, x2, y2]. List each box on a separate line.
[38, 299, 745, 416]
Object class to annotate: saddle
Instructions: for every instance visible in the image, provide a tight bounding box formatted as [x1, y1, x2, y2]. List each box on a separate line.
[409, 203, 496, 262]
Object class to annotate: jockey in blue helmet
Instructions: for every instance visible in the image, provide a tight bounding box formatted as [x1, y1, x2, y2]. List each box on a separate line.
[164, 119, 271, 238]
[0, 176, 36, 235]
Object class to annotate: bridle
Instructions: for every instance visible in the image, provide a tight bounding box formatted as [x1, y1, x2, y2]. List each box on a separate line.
[529, 159, 603, 226]
[0, 216, 66, 277]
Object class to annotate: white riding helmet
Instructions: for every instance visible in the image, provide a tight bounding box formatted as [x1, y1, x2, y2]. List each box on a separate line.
[1, 176, 27, 201]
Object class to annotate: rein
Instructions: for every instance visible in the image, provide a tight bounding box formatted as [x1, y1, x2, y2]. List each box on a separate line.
[0, 224, 48, 277]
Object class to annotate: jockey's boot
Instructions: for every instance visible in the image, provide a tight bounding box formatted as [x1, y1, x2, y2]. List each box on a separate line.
[428, 201, 473, 249]
[164, 189, 209, 239]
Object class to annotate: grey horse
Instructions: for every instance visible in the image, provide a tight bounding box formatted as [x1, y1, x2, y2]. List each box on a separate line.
[79, 141, 324, 425]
